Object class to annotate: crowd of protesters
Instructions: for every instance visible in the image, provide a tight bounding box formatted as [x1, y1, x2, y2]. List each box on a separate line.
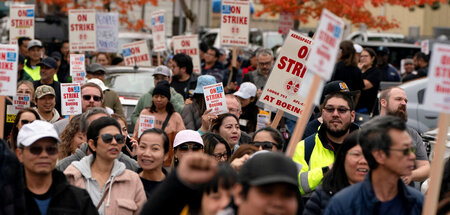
[0, 35, 449, 215]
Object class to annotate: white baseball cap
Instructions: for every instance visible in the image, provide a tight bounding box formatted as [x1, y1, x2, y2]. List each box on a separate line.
[17, 120, 60, 147]
[173, 130, 203, 148]
[354, 44, 363, 54]
[234, 82, 257, 99]
[87, 78, 108, 91]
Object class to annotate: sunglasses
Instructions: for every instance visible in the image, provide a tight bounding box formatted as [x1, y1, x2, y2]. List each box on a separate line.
[24, 146, 58, 155]
[21, 119, 34, 125]
[251, 141, 277, 150]
[97, 134, 125, 144]
[82, 95, 102, 102]
[213, 152, 228, 160]
[389, 147, 416, 156]
[178, 144, 203, 151]
[323, 107, 351, 114]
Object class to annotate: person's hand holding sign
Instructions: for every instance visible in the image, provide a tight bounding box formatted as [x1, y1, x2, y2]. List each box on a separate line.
[200, 109, 218, 133]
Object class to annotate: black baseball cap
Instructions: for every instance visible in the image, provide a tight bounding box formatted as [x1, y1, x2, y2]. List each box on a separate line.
[239, 152, 298, 188]
[320, 81, 359, 104]
[50, 51, 62, 61]
[376, 46, 390, 55]
[87, 63, 107, 75]
[37, 57, 58, 69]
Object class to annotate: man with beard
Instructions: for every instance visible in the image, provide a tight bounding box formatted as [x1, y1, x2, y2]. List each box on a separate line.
[379, 87, 430, 185]
[293, 92, 358, 195]
[243, 48, 274, 97]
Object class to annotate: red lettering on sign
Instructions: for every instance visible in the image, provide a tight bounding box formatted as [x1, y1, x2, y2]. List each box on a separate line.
[277, 56, 307, 78]
[77, 14, 87, 22]
[17, 10, 27, 17]
[230, 6, 241, 14]
[181, 40, 190, 47]
[297, 46, 308, 59]
[441, 55, 450, 65]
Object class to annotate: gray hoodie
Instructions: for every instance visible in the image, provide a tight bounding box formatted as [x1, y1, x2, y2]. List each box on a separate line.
[71, 155, 126, 215]
[56, 143, 140, 172]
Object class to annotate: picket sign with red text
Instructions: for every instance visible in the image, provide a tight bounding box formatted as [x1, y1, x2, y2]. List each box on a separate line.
[13, 93, 30, 112]
[424, 43, 450, 113]
[151, 10, 167, 52]
[220, 0, 250, 47]
[0, 44, 18, 96]
[122, 40, 151, 67]
[278, 12, 294, 35]
[70, 54, 86, 84]
[421, 40, 430, 55]
[306, 9, 344, 80]
[69, 9, 96, 51]
[173, 35, 201, 74]
[9, 5, 34, 44]
[138, 115, 155, 137]
[61, 83, 82, 115]
[203, 83, 228, 115]
[259, 30, 313, 116]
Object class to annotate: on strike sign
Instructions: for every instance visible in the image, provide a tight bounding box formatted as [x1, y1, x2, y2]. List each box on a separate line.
[203, 83, 228, 115]
[259, 30, 313, 116]
[306, 9, 344, 80]
[9, 5, 34, 44]
[220, 0, 250, 47]
[151, 10, 167, 52]
[69, 9, 96, 51]
[138, 115, 155, 137]
[278, 12, 294, 35]
[70, 54, 86, 84]
[424, 43, 450, 113]
[173, 35, 201, 74]
[13, 93, 30, 112]
[122, 40, 151, 67]
[61, 83, 82, 115]
[0, 44, 18, 96]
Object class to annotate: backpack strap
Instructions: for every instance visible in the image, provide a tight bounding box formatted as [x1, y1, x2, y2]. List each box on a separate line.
[161, 112, 173, 131]
[304, 134, 316, 166]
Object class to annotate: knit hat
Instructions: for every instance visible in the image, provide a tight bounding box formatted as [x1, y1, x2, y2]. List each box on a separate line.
[152, 80, 171, 100]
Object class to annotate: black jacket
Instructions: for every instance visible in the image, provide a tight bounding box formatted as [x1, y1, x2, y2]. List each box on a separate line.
[24, 170, 98, 215]
[304, 186, 332, 215]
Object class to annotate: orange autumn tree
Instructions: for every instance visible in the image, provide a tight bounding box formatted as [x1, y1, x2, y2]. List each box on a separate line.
[257, 0, 446, 30]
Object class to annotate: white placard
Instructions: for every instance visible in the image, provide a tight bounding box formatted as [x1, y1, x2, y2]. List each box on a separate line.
[259, 30, 313, 116]
[306, 9, 344, 80]
[96, 12, 119, 53]
[61, 83, 82, 115]
[70, 54, 86, 84]
[203, 83, 228, 115]
[9, 5, 34, 44]
[220, 0, 250, 47]
[151, 10, 167, 52]
[0, 44, 18, 96]
[122, 40, 151, 67]
[256, 113, 270, 130]
[173, 35, 201, 74]
[69, 9, 97, 51]
[421, 40, 430, 55]
[423, 43, 450, 113]
[278, 12, 294, 35]
[138, 115, 155, 137]
[13, 93, 30, 112]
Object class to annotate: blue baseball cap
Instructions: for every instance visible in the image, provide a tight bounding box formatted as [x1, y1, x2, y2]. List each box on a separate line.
[194, 75, 217, 94]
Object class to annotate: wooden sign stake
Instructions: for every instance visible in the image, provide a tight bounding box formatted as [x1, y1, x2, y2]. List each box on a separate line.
[271, 110, 284, 129]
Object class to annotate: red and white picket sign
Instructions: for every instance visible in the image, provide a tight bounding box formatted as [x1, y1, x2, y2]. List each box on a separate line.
[70, 54, 86, 84]
[173, 35, 201, 74]
[9, 5, 35, 44]
[151, 10, 167, 52]
[122, 40, 151, 67]
[278, 12, 294, 35]
[61, 83, 82, 116]
[69, 9, 97, 51]
[220, 0, 250, 47]
[203, 83, 228, 115]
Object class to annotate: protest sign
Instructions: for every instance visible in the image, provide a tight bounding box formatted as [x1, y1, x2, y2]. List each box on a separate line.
[138, 115, 155, 137]
[69, 9, 96, 51]
[9, 5, 34, 44]
[421, 40, 430, 55]
[151, 10, 167, 52]
[61, 83, 82, 115]
[203, 83, 228, 115]
[424, 44, 450, 113]
[122, 40, 151, 67]
[173, 35, 201, 74]
[70, 54, 86, 84]
[6, 105, 16, 123]
[0, 44, 18, 96]
[220, 0, 250, 47]
[96, 12, 119, 53]
[13, 93, 30, 112]
[306, 9, 344, 80]
[256, 111, 271, 130]
[259, 30, 313, 117]
[278, 12, 294, 35]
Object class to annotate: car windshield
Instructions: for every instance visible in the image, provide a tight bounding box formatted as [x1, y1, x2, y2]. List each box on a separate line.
[105, 72, 154, 95]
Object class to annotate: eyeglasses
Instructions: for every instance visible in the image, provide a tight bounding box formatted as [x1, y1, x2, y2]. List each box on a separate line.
[24, 146, 58, 155]
[251, 141, 278, 150]
[21, 119, 34, 125]
[323, 107, 351, 114]
[177, 144, 203, 151]
[82, 95, 102, 102]
[213, 152, 228, 160]
[348, 151, 364, 159]
[97, 134, 125, 145]
[389, 147, 416, 156]
[258, 61, 272, 67]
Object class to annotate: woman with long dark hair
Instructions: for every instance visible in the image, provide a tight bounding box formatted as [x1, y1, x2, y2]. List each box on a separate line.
[210, 113, 241, 151]
[58, 115, 85, 160]
[8, 108, 39, 149]
[202, 132, 232, 163]
[356, 47, 382, 115]
[304, 131, 369, 215]
[331, 41, 364, 93]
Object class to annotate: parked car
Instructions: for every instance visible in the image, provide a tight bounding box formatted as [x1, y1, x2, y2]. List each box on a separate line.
[104, 66, 155, 133]
[347, 31, 405, 43]
[399, 77, 439, 134]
